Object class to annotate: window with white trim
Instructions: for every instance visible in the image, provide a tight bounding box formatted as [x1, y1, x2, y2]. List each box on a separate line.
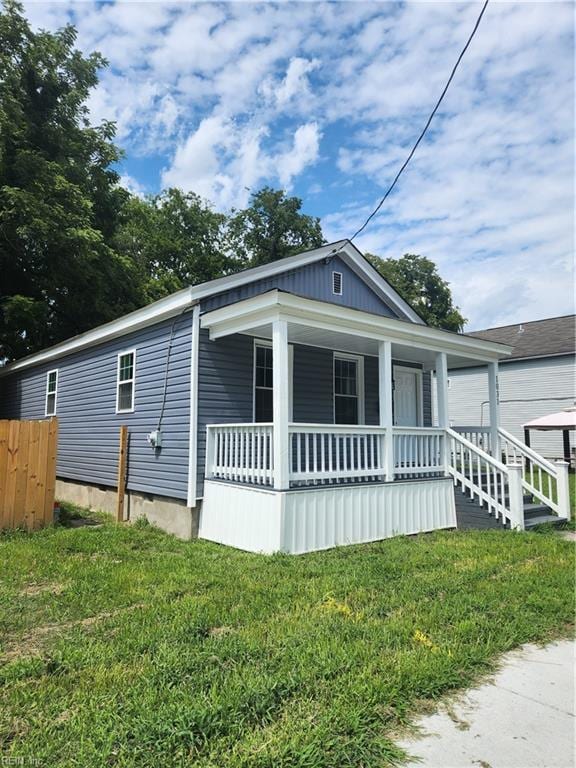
[45, 369, 58, 416]
[254, 343, 273, 422]
[333, 354, 363, 424]
[253, 341, 294, 422]
[332, 271, 343, 295]
[116, 351, 136, 413]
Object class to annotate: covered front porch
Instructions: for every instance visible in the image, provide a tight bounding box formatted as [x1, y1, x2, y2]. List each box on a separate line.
[197, 290, 510, 553]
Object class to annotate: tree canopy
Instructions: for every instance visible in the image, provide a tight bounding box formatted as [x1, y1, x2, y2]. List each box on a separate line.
[366, 253, 466, 331]
[226, 187, 324, 267]
[0, 0, 141, 360]
[114, 189, 231, 303]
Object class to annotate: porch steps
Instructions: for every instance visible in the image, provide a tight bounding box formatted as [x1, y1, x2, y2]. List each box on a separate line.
[453, 486, 564, 531]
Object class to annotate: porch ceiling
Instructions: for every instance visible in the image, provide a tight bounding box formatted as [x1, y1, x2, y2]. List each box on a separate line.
[200, 290, 512, 370]
[234, 323, 484, 370]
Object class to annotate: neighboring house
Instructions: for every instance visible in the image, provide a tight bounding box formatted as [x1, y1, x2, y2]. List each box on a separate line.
[442, 316, 575, 460]
[0, 242, 570, 552]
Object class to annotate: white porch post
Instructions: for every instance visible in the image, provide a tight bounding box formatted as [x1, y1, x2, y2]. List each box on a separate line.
[555, 460, 571, 521]
[435, 352, 450, 473]
[378, 341, 394, 481]
[272, 318, 290, 490]
[488, 361, 500, 461]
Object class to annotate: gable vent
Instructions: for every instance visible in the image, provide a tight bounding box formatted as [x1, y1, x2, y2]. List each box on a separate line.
[332, 271, 343, 295]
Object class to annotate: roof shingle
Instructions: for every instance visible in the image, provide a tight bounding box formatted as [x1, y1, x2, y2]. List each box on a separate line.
[469, 315, 575, 361]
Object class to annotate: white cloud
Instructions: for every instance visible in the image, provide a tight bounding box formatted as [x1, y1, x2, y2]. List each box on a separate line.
[119, 174, 147, 199]
[276, 123, 321, 188]
[21, 0, 574, 327]
[261, 57, 319, 107]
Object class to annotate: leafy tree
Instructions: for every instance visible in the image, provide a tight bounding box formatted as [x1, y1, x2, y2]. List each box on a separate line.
[114, 189, 230, 303]
[226, 187, 324, 267]
[0, 0, 141, 360]
[366, 253, 467, 331]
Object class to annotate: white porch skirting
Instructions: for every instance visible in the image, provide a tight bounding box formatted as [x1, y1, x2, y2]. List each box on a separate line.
[199, 477, 457, 554]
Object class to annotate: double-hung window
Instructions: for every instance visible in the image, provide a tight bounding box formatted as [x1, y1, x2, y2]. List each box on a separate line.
[116, 350, 136, 413]
[253, 341, 293, 422]
[333, 354, 364, 425]
[45, 370, 58, 416]
[254, 343, 273, 422]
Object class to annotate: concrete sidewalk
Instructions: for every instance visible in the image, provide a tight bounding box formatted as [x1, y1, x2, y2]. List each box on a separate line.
[397, 639, 575, 768]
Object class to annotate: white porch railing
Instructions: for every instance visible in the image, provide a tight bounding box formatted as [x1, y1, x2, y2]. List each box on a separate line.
[446, 428, 525, 530]
[289, 424, 385, 484]
[206, 423, 274, 486]
[393, 427, 446, 478]
[205, 423, 447, 487]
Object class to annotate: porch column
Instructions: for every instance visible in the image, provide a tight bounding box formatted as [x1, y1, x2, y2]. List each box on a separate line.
[378, 341, 394, 481]
[272, 318, 290, 490]
[487, 361, 500, 460]
[435, 352, 450, 473]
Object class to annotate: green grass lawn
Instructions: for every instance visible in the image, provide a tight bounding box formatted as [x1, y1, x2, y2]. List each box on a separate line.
[0, 506, 573, 768]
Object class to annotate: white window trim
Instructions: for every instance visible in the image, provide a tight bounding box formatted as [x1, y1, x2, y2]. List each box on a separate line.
[116, 349, 136, 414]
[45, 369, 58, 417]
[333, 352, 365, 425]
[252, 339, 293, 422]
[393, 364, 424, 426]
[332, 270, 343, 295]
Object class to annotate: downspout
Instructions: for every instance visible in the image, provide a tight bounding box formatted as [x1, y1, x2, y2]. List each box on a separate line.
[187, 304, 201, 507]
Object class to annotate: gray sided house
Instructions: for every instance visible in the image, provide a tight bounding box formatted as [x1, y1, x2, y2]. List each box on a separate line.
[1, 242, 570, 552]
[442, 316, 575, 461]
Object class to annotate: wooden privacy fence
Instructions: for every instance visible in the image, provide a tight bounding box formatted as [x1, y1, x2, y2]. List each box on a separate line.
[0, 418, 58, 531]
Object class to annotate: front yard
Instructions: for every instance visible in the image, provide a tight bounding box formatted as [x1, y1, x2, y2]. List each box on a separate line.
[0, 508, 573, 767]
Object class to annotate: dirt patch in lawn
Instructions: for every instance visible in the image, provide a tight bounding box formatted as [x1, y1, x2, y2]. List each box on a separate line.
[1, 602, 146, 662]
[19, 582, 67, 597]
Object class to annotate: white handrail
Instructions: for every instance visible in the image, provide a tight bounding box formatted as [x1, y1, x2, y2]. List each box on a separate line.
[446, 428, 524, 530]
[447, 428, 508, 472]
[498, 427, 561, 515]
[498, 427, 557, 474]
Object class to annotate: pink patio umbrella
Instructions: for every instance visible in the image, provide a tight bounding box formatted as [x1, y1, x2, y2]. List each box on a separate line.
[523, 406, 576, 464]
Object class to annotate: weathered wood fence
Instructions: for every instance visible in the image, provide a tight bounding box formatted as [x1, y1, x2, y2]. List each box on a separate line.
[0, 418, 58, 531]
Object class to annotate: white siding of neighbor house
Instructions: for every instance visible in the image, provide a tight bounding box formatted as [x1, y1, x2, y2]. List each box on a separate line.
[433, 355, 575, 459]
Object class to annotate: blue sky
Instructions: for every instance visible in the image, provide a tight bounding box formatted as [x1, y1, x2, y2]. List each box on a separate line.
[25, 0, 575, 329]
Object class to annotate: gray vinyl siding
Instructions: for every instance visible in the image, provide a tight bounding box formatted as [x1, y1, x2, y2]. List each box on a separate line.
[196, 331, 429, 496]
[437, 355, 575, 459]
[0, 314, 193, 499]
[201, 255, 399, 318]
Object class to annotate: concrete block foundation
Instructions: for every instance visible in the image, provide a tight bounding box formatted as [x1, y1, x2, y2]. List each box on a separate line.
[55, 477, 200, 540]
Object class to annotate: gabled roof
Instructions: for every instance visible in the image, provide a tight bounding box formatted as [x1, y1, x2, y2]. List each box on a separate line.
[0, 240, 423, 375]
[469, 315, 575, 362]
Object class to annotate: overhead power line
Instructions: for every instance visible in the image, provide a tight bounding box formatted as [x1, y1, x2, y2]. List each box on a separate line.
[349, 0, 490, 243]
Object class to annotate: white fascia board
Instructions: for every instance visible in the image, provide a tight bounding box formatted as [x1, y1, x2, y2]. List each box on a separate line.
[1, 287, 196, 376]
[201, 290, 513, 362]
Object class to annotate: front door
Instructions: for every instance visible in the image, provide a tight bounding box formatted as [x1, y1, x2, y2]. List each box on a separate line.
[393, 367, 421, 426]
